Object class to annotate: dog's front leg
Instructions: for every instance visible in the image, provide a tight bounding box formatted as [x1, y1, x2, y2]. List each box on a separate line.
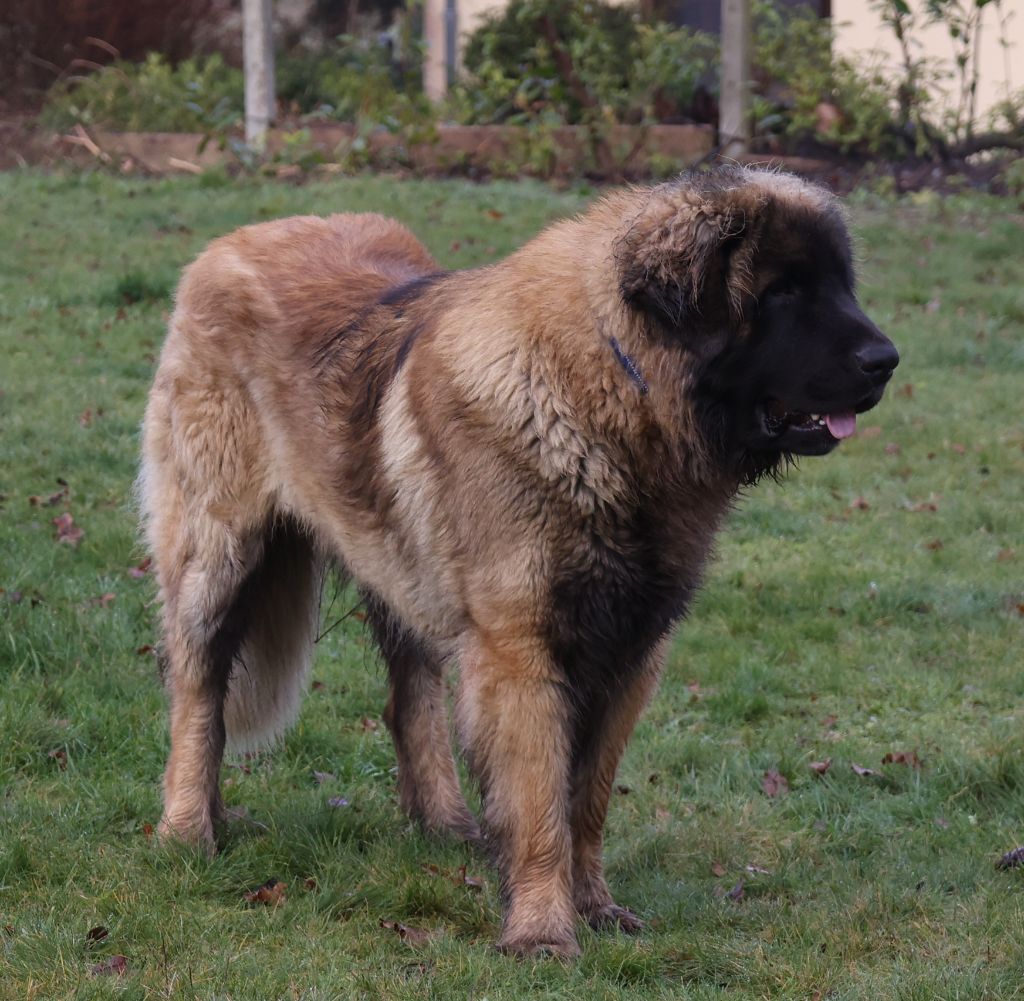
[569, 644, 665, 932]
[457, 631, 578, 958]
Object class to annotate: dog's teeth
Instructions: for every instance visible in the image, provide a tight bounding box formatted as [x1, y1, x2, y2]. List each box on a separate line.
[810, 413, 820, 420]
[818, 419, 826, 426]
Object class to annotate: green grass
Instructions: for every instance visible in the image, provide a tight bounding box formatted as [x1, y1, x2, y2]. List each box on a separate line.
[1, 170, 1023, 1000]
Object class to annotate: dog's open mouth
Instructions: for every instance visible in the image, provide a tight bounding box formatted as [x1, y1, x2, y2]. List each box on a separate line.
[763, 400, 857, 439]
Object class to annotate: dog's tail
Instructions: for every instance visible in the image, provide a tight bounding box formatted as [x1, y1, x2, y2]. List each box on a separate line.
[222, 517, 326, 752]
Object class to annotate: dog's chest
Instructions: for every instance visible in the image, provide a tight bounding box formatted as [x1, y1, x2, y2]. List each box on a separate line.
[544, 503, 717, 687]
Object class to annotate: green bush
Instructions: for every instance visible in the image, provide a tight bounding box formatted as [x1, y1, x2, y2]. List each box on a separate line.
[455, 0, 716, 126]
[752, 0, 903, 156]
[277, 33, 430, 127]
[456, 0, 903, 154]
[41, 53, 243, 133]
[42, 39, 435, 142]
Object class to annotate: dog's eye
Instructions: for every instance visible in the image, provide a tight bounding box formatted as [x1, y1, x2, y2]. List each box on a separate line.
[763, 278, 798, 301]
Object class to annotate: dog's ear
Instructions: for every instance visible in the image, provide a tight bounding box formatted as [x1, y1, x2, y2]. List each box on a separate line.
[617, 182, 768, 329]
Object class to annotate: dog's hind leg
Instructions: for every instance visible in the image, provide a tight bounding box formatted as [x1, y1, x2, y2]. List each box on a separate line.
[141, 368, 321, 850]
[155, 513, 323, 850]
[365, 595, 480, 843]
[151, 517, 264, 850]
[569, 644, 665, 932]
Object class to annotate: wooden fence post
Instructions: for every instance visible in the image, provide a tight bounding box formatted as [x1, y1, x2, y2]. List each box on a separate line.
[720, 0, 751, 158]
[244, 0, 275, 148]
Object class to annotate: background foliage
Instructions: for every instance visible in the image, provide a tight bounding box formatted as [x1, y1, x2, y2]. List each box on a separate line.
[33, 0, 1024, 163]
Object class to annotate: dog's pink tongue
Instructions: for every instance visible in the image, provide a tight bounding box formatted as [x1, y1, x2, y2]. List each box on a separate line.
[826, 411, 857, 439]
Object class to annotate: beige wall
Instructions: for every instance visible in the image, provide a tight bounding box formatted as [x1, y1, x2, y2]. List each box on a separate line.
[833, 0, 1021, 122]
[459, 0, 506, 39]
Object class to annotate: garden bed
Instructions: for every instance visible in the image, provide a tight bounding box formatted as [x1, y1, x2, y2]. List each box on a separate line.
[52, 122, 716, 178]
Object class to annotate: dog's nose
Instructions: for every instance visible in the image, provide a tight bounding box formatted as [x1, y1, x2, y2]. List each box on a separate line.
[856, 339, 900, 379]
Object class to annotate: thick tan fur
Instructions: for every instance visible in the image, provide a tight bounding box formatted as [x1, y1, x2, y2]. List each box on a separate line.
[141, 170, 840, 957]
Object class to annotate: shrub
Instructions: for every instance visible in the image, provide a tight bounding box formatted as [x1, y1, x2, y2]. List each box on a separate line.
[455, 0, 716, 126]
[41, 37, 435, 139]
[457, 0, 904, 154]
[752, 0, 904, 156]
[277, 32, 429, 124]
[41, 53, 242, 134]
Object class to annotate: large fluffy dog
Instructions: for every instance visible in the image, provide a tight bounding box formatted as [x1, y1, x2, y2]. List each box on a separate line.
[140, 167, 897, 957]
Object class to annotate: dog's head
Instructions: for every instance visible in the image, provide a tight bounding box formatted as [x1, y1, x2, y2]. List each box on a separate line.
[616, 168, 898, 470]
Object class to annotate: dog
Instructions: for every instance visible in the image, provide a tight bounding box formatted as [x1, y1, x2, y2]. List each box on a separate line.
[140, 166, 898, 957]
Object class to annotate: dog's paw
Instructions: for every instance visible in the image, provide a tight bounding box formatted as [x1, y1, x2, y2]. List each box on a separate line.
[156, 814, 217, 856]
[582, 902, 645, 933]
[496, 933, 581, 960]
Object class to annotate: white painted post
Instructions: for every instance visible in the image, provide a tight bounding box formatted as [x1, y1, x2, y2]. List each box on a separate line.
[244, 0, 276, 148]
[720, 0, 751, 159]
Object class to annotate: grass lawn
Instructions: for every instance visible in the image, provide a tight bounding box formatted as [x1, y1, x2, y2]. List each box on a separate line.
[1, 169, 1023, 1000]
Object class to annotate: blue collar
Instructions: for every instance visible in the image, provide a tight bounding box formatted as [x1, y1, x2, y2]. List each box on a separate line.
[608, 336, 649, 395]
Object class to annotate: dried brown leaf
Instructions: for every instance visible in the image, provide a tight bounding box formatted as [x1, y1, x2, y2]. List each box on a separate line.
[243, 878, 287, 906]
[328, 796, 349, 808]
[128, 557, 151, 579]
[761, 769, 789, 798]
[809, 758, 833, 776]
[379, 918, 435, 946]
[32, 482, 70, 507]
[89, 955, 127, 977]
[996, 846, 1024, 870]
[711, 861, 727, 877]
[312, 770, 335, 785]
[882, 750, 922, 769]
[457, 864, 485, 891]
[725, 881, 745, 901]
[851, 762, 879, 778]
[53, 512, 83, 546]
[48, 748, 68, 770]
